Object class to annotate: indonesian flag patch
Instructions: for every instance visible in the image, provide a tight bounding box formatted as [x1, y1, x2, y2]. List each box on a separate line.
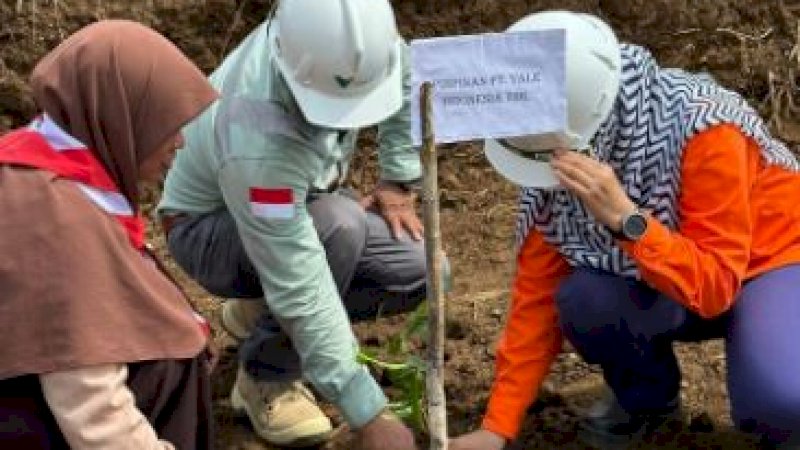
[249, 187, 295, 219]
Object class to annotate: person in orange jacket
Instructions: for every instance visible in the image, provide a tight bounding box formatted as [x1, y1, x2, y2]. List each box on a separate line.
[450, 11, 800, 450]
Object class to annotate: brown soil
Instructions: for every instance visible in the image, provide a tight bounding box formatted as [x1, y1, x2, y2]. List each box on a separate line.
[2, 1, 798, 448]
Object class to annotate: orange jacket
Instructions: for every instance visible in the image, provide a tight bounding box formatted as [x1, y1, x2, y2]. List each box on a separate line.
[483, 124, 800, 439]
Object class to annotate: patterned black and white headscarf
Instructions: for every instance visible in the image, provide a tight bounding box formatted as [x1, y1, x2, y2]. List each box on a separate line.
[516, 43, 800, 278]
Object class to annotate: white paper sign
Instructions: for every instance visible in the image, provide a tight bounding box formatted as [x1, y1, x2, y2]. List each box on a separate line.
[410, 29, 566, 145]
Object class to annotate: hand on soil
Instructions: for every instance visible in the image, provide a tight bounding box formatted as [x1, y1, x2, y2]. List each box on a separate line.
[448, 429, 506, 450]
[355, 413, 418, 450]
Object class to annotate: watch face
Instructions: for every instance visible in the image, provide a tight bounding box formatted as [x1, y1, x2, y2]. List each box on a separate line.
[623, 213, 648, 239]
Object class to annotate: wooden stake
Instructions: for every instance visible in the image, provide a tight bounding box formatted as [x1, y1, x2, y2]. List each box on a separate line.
[420, 82, 447, 450]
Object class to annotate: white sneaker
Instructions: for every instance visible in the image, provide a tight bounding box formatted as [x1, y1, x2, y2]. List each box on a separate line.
[231, 367, 333, 447]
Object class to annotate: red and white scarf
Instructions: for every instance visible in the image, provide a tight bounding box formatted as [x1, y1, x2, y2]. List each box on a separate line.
[0, 115, 145, 249]
[0, 115, 210, 335]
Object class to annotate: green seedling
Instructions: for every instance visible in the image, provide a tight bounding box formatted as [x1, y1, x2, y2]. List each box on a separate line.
[386, 300, 428, 356]
[357, 301, 429, 431]
[357, 350, 426, 431]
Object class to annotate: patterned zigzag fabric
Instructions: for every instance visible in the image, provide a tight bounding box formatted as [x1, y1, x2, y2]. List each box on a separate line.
[516, 44, 800, 277]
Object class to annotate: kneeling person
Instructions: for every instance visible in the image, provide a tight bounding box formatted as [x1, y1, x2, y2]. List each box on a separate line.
[452, 11, 800, 450]
[158, 0, 438, 448]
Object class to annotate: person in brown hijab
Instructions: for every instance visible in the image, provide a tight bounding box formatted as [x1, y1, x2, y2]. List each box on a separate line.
[0, 20, 218, 449]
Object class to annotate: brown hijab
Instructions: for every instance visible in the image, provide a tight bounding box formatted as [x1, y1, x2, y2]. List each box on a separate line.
[30, 19, 218, 204]
[0, 21, 217, 380]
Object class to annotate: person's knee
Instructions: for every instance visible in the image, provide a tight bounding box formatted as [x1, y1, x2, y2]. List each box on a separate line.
[393, 241, 450, 292]
[333, 213, 368, 250]
[555, 268, 627, 335]
[311, 195, 368, 252]
[379, 238, 427, 288]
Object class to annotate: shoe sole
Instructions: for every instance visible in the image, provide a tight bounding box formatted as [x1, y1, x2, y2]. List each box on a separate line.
[231, 384, 332, 447]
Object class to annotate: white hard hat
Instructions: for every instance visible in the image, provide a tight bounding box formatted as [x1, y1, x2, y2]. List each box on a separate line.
[485, 11, 621, 187]
[270, 0, 404, 129]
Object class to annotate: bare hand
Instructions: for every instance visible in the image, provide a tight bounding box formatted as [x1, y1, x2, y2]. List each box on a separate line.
[449, 429, 506, 450]
[551, 149, 637, 232]
[355, 413, 418, 450]
[360, 181, 423, 241]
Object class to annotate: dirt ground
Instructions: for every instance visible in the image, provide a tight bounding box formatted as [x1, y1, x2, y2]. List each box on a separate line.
[3, 1, 800, 448]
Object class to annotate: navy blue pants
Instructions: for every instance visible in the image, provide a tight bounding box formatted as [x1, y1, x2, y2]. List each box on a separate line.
[556, 265, 800, 445]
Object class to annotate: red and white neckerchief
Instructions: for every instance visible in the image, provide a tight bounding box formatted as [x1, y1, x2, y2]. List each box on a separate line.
[0, 115, 145, 249]
[0, 115, 210, 336]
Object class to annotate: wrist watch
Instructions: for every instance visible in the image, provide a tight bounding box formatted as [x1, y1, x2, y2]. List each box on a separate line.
[613, 210, 648, 241]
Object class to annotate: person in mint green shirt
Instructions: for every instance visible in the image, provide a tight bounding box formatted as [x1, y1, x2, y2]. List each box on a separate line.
[157, 0, 441, 448]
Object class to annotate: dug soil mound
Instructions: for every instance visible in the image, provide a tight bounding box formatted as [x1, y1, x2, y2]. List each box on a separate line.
[2, 1, 797, 448]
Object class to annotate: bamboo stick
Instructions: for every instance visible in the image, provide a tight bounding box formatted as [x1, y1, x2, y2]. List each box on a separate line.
[420, 81, 447, 450]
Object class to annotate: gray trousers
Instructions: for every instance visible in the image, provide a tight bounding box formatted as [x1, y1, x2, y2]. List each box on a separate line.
[167, 192, 432, 380]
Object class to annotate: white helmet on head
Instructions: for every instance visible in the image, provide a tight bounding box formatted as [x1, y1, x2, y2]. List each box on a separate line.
[270, 0, 404, 129]
[484, 11, 621, 187]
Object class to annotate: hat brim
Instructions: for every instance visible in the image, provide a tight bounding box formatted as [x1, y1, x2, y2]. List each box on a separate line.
[484, 138, 560, 188]
[281, 40, 405, 129]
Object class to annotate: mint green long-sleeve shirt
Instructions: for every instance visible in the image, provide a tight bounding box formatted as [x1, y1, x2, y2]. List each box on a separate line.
[157, 22, 420, 428]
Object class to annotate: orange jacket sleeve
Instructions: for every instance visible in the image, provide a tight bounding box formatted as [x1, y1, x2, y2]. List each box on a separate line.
[481, 230, 571, 440]
[620, 124, 754, 318]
